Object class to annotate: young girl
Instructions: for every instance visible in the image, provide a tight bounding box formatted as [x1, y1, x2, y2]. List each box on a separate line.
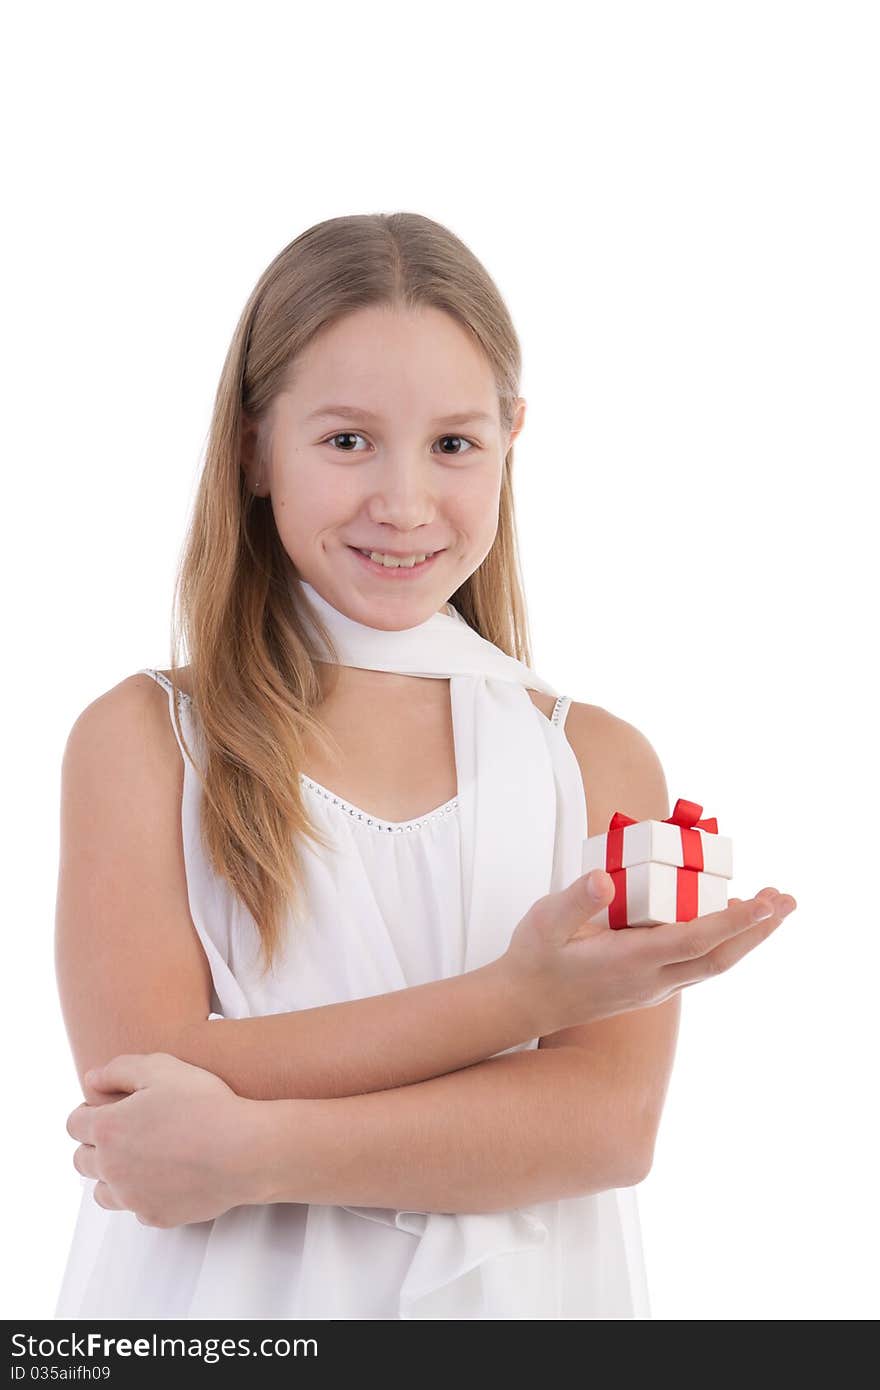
[55, 212, 796, 1320]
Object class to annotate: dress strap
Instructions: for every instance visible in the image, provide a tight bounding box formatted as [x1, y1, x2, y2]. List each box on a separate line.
[136, 668, 191, 763]
[549, 694, 573, 731]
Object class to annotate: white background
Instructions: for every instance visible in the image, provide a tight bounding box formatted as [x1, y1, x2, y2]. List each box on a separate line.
[3, 0, 877, 1321]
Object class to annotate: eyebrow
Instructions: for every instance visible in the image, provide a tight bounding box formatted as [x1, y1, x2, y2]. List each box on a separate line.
[305, 405, 496, 427]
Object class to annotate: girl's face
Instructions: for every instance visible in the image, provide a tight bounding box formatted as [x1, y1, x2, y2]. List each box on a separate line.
[248, 304, 525, 630]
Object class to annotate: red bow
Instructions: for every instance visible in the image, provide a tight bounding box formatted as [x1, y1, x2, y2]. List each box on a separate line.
[604, 798, 719, 928]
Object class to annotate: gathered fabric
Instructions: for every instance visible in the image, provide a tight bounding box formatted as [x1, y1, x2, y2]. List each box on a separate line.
[53, 576, 650, 1319]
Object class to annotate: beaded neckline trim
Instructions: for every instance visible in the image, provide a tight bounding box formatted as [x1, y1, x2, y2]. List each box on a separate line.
[300, 775, 460, 834]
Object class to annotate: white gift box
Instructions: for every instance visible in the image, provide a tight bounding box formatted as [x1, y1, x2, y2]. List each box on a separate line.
[581, 798, 734, 928]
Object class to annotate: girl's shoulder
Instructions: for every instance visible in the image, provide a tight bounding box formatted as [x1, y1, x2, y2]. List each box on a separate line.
[563, 700, 670, 831]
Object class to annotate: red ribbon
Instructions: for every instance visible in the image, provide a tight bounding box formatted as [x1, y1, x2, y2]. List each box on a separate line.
[604, 797, 720, 929]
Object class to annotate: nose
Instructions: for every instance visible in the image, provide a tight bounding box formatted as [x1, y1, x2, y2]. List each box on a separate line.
[365, 453, 438, 533]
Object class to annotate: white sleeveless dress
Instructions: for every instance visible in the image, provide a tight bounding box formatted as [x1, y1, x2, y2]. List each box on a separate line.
[54, 663, 651, 1320]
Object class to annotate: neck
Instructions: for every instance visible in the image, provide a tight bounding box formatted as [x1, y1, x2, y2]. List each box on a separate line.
[316, 660, 450, 706]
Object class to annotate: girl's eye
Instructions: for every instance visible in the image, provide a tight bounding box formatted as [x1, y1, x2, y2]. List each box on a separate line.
[436, 435, 475, 456]
[320, 432, 476, 456]
[322, 432, 369, 453]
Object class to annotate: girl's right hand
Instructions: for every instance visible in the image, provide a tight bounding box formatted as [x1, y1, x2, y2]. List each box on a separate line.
[502, 868, 798, 1034]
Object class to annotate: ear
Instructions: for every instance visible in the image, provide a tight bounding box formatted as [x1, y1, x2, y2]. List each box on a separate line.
[507, 397, 527, 448]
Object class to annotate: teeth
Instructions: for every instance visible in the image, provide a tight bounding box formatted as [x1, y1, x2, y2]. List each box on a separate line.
[359, 550, 434, 568]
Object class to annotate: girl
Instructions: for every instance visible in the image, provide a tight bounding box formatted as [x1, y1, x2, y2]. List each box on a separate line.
[55, 212, 796, 1320]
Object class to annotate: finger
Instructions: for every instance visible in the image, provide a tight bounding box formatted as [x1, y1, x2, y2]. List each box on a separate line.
[66, 1102, 97, 1145]
[92, 1179, 124, 1212]
[73, 1143, 100, 1180]
[721, 888, 778, 910]
[642, 892, 786, 967]
[583, 869, 614, 907]
[727, 888, 779, 916]
[86, 1054, 154, 1094]
[529, 869, 616, 943]
[663, 895, 797, 990]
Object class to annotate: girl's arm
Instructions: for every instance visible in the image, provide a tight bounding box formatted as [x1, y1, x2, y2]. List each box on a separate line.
[58, 682, 550, 1112]
[170, 963, 543, 1102]
[244, 1044, 649, 1213]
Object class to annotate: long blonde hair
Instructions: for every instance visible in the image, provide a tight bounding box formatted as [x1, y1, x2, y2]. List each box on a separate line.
[167, 212, 535, 978]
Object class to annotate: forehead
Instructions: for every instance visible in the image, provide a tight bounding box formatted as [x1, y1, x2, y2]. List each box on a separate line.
[285, 305, 498, 421]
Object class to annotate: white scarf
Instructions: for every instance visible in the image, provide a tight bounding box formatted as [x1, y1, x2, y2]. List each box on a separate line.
[293, 577, 649, 1319]
[297, 578, 572, 975]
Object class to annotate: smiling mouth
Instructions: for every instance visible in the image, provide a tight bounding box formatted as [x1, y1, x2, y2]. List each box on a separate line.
[349, 546, 443, 568]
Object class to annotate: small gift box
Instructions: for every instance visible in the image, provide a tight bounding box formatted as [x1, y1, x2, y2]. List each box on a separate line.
[581, 797, 733, 928]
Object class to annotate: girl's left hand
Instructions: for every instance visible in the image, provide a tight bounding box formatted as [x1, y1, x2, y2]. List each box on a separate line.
[65, 1053, 260, 1228]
